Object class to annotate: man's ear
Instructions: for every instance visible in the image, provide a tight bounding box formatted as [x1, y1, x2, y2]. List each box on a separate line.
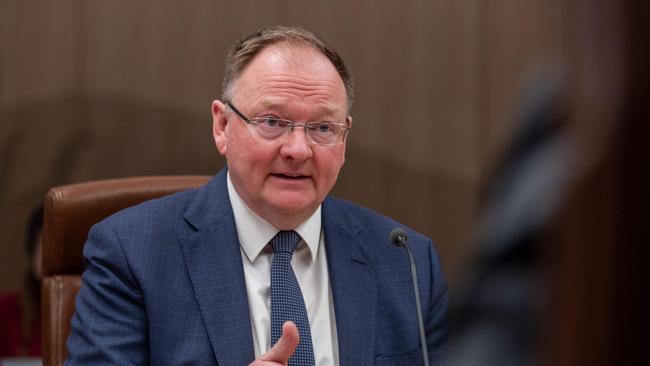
[340, 115, 353, 164]
[212, 100, 228, 155]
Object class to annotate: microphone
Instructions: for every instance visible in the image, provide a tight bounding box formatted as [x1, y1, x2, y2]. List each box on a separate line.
[389, 228, 430, 366]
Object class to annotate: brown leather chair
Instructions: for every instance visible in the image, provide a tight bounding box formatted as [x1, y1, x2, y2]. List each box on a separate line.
[41, 175, 211, 366]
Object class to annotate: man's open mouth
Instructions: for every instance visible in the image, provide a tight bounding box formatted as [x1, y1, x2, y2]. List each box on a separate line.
[272, 173, 308, 180]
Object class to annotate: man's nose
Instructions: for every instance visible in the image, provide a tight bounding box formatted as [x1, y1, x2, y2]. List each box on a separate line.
[279, 127, 313, 161]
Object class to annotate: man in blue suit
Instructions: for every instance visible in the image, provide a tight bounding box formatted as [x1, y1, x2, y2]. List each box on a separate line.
[66, 26, 447, 365]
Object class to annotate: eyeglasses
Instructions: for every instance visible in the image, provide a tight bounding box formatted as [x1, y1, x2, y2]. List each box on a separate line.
[225, 101, 350, 146]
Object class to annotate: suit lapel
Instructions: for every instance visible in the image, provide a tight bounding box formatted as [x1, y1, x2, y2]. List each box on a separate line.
[323, 198, 377, 365]
[178, 172, 378, 364]
[180, 170, 255, 366]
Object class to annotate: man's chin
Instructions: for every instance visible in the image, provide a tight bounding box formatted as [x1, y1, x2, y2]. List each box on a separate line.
[266, 199, 318, 222]
[273, 202, 315, 216]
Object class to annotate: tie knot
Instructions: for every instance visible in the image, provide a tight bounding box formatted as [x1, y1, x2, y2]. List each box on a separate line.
[271, 230, 301, 254]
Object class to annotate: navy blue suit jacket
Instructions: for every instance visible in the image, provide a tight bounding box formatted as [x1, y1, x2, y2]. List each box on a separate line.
[66, 169, 448, 365]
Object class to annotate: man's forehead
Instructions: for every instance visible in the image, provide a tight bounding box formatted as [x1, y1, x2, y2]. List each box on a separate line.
[232, 43, 347, 113]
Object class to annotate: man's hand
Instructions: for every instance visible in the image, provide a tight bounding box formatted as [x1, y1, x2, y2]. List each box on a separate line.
[250, 321, 299, 365]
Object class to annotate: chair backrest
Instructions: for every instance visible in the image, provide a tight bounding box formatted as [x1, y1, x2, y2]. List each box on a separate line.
[41, 175, 211, 366]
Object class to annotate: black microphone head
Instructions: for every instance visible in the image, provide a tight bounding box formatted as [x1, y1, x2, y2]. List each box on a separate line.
[389, 228, 408, 247]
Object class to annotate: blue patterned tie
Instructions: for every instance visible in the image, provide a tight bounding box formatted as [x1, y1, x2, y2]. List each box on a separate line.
[270, 230, 315, 366]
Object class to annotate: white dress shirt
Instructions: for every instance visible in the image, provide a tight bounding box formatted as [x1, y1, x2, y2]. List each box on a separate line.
[227, 173, 339, 365]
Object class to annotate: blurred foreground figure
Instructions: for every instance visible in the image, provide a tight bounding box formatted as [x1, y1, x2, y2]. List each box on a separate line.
[450, 0, 649, 364]
[0, 205, 43, 360]
[65, 25, 448, 365]
[448, 72, 568, 366]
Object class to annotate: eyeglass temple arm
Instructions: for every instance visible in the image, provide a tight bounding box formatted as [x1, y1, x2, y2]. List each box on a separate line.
[225, 100, 251, 123]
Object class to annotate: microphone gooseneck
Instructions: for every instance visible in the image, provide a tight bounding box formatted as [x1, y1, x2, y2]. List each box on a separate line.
[388, 228, 430, 366]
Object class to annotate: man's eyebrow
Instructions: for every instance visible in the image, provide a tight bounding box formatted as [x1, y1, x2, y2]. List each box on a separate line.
[256, 100, 285, 111]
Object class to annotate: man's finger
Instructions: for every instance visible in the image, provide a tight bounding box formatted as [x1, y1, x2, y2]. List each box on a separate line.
[259, 321, 300, 364]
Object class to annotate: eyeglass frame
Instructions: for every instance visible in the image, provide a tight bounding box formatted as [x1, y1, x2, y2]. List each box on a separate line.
[224, 100, 351, 146]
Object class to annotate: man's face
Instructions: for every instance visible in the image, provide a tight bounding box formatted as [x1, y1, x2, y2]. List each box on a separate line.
[212, 44, 349, 229]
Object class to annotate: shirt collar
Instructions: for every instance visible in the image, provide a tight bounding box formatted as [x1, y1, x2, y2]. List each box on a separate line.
[227, 172, 321, 263]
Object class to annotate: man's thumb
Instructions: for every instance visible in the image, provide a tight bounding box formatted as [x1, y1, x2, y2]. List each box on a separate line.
[260, 321, 300, 364]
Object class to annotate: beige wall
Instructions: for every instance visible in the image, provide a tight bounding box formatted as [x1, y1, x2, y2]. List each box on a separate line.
[0, 0, 560, 291]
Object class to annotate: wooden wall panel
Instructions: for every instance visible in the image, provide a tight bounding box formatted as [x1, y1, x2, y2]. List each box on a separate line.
[0, 0, 559, 291]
